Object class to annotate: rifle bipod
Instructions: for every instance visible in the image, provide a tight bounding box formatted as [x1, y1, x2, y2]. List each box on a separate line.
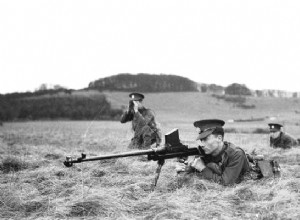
[151, 159, 165, 191]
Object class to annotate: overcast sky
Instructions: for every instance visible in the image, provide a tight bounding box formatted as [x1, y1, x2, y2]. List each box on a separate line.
[1, 0, 300, 94]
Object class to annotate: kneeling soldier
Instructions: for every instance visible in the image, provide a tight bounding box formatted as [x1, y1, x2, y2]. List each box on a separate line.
[120, 92, 162, 149]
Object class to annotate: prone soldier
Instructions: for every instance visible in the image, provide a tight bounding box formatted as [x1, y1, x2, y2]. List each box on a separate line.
[176, 119, 252, 186]
[268, 123, 298, 149]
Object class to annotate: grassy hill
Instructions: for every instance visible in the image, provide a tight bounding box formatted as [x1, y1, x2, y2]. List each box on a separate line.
[103, 91, 300, 137]
[18, 89, 299, 136]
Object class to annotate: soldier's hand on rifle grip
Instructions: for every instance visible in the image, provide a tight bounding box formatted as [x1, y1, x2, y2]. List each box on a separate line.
[175, 159, 189, 173]
[190, 157, 206, 172]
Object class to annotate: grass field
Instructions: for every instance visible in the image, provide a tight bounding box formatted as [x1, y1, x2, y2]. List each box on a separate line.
[1, 92, 300, 219]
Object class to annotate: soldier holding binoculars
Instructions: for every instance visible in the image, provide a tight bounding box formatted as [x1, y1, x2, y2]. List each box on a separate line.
[120, 92, 162, 149]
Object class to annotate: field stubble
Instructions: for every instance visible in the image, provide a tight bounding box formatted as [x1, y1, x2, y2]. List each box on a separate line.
[0, 121, 300, 219]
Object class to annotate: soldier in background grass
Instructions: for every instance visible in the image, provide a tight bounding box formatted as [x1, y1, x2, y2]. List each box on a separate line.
[268, 123, 298, 149]
[120, 92, 161, 149]
[176, 119, 252, 186]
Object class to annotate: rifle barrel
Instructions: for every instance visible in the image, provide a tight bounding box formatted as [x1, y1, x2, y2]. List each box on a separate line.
[64, 146, 200, 167]
[64, 149, 155, 166]
[79, 149, 154, 162]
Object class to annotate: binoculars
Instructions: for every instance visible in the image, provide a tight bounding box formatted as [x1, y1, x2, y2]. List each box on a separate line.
[129, 100, 134, 110]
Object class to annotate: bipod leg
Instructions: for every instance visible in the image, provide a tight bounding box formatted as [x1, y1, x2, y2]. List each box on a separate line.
[151, 159, 165, 191]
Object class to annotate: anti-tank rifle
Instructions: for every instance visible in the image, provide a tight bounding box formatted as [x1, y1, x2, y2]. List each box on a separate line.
[63, 129, 201, 189]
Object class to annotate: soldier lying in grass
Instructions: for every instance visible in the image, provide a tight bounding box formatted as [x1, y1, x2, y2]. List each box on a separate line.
[176, 119, 255, 186]
[268, 123, 298, 149]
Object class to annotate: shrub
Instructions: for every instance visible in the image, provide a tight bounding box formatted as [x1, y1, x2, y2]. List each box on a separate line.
[23, 201, 46, 214]
[44, 153, 61, 160]
[211, 94, 246, 104]
[0, 188, 22, 218]
[224, 128, 238, 133]
[225, 83, 252, 96]
[252, 128, 269, 134]
[224, 96, 246, 104]
[0, 156, 28, 173]
[237, 104, 256, 109]
[69, 201, 106, 217]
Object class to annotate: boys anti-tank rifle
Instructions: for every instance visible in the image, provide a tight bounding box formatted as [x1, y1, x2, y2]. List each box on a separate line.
[63, 129, 201, 189]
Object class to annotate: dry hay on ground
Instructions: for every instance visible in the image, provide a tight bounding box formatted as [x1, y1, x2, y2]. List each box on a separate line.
[1, 121, 300, 219]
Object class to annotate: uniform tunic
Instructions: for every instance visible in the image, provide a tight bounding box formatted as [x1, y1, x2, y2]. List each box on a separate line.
[270, 132, 298, 149]
[181, 142, 251, 186]
[120, 107, 161, 149]
[200, 142, 250, 185]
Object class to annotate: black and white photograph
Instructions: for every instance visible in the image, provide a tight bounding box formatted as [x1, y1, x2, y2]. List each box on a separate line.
[1, 1, 300, 219]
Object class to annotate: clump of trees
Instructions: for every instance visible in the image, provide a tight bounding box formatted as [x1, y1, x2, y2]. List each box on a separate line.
[225, 83, 252, 96]
[199, 83, 253, 96]
[211, 83, 256, 109]
[88, 73, 198, 92]
[17, 96, 121, 120]
[199, 83, 225, 94]
[0, 91, 122, 121]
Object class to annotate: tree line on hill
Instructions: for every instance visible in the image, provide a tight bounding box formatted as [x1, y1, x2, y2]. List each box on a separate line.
[88, 73, 255, 96]
[199, 83, 252, 96]
[1, 73, 298, 122]
[88, 73, 300, 98]
[0, 91, 122, 121]
[88, 73, 199, 92]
